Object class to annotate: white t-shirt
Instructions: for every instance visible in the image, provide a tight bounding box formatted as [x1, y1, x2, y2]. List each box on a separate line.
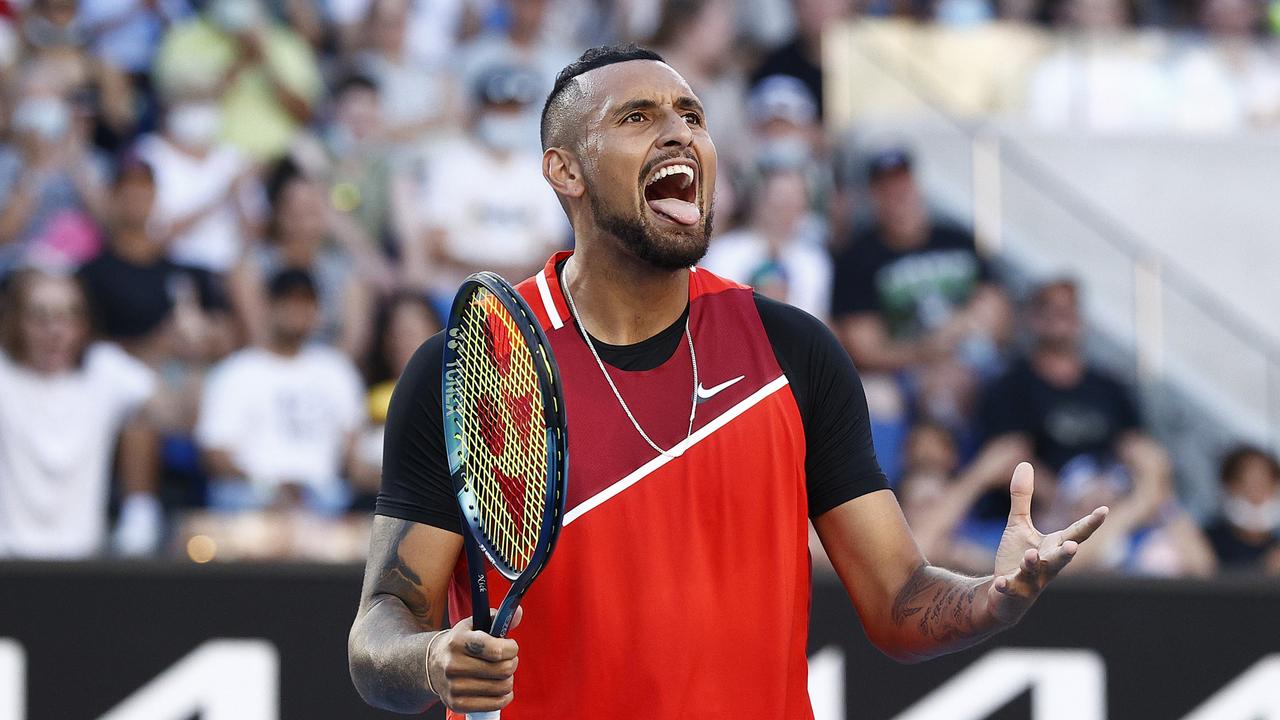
[420, 137, 567, 285]
[138, 134, 253, 273]
[702, 228, 833, 320]
[196, 346, 365, 497]
[0, 344, 156, 559]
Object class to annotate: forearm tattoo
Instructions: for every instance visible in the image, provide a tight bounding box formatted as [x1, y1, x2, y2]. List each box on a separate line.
[891, 563, 981, 643]
[374, 520, 438, 627]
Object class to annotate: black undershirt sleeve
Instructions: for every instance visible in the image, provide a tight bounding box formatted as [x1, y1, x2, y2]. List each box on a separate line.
[374, 331, 461, 533]
[753, 294, 890, 517]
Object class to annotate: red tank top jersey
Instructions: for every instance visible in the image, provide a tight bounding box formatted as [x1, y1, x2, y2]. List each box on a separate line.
[446, 252, 815, 719]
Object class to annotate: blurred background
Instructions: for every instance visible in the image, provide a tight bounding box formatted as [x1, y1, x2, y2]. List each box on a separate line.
[0, 0, 1277, 717]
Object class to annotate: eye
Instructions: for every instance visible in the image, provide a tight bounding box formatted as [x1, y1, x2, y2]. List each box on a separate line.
[624, 112, 646, 123]
[683, 112, 703, 126]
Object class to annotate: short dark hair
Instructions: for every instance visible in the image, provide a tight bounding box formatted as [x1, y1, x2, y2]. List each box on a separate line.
[540, 44, 665, 150]
[1220, 445, 1280, 486]
[334, 72, 378, 98]
[268, 268, 318, 302]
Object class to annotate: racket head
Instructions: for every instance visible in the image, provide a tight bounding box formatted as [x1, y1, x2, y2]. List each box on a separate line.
[442, 272, 568, 587]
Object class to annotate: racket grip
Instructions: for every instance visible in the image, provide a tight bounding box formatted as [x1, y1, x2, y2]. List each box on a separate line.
[467, 712, 500, 720]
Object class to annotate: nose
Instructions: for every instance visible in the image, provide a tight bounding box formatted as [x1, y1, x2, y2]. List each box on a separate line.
[656, 108, 693, 149]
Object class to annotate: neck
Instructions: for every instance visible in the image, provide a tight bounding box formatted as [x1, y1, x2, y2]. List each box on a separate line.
[279, 236, 318, 265]
[1031, 344, 1084, 386]
[563, 243, 690, 346]
[112, 227, 161, 263]
[268, 336, 305, 357]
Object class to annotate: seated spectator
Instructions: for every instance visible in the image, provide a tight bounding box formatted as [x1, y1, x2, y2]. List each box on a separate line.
[77, 155, 230, 362]
[1025, 0, 1173, 132]
[897, 426, 1028, 574]
[980, 279, 1149, 472]
[354, 0, 460, 147]
[152, 0, 322, 161]
[1204, 445, 1280, 574]
[406, 64, 568, 298]
[0, 63, 110, 275]
[1046, 452, 1216, 576]
[196, 269, 366, 514]
[1168, 0, 1280, 131]
[702, 168, 832, 319]
[0, 268, 161, 558]
[351, 292, 441, 511]
[249, 161, 374, 358]
[749, 0, 854, 116]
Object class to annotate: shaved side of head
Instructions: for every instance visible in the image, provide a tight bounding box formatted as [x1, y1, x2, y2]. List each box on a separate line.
[540, 44, 665, 152]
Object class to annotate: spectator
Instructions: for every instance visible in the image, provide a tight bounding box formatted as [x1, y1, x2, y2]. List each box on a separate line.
[0, 63, 110, 275]
[749, 0, 854, 116]
[702, 167, 832, 318]
[18, 0, 139, 147]
[979, 278, 1149, 472]
[1025, 0, 1174, 132]
[249, 161, 375, 358]
[1205, 445, 1280, 574]
[78, 0, 191, 124]
[744, 74, 831, 198]
[1167, 0, 1280, 131]
[76, 155, 230, 362]
[328, 0, 482, 68]
[351, 291, 441, 510]
[0, 268, 161, 558]
[650, 0, 749, 161]
[405, 63, 568, 297]
[195, 269, 365, 514]
[354, 0, 460, 147]
[153, 0, 322, 161]
[1045, 452, 1216, 576]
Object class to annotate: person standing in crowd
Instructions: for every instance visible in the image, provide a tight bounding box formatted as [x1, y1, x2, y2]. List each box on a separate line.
[195, 269, 365, 514]
[750, 0, 854, 115]
[0, 62, 110, 274]
[0, 269, 161, 558]
[702, 167, 832, 319]
[1205, 445, 1280, 573]
[405, 63, 568, 299]
[153, 0, 322, 162]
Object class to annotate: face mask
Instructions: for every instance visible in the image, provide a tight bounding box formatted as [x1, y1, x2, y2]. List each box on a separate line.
[1223, 496, 1280, 534]
[756, 135, 812, 172]
[23, 16, 84, 48]
[13, 97, 70, 141]
[211, 0, 263, 32]
[168, 104, 222, 148]
[325, 123, 355, 156]
[476, 113, 532, 153]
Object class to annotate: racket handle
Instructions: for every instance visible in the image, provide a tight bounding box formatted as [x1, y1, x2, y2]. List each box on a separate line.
[467, 712, 500, 720]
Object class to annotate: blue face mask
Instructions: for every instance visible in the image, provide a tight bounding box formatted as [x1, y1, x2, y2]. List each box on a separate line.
[477, 113, 534, 153]
[13, 97, 70, 141]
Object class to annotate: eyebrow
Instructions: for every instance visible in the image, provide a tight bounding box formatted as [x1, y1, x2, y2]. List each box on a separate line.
[612, 96, 706, 119]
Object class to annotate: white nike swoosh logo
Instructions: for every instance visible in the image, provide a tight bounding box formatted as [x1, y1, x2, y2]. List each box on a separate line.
[695, 375, 746, 402]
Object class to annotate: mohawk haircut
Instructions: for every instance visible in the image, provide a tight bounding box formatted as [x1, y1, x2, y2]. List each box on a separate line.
[540, 44, 665, 151]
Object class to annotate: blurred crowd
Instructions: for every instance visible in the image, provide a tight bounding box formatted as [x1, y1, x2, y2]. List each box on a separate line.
[0, 0, 1276, 574]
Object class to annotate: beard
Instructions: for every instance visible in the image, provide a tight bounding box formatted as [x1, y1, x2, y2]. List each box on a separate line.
[589, 189, 714, 271]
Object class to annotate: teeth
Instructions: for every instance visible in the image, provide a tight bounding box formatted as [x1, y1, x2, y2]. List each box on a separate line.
[647, 164, 695, 187]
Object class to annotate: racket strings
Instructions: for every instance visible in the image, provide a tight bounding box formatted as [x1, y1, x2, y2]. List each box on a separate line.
[455, 289, 550, 572]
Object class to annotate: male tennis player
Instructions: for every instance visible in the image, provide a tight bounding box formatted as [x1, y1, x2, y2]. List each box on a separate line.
[349, 45, 1109, 718]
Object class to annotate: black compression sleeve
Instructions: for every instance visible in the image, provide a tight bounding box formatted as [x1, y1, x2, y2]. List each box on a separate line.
[374, 332, 462, 533]
[754, 294, 889, 517]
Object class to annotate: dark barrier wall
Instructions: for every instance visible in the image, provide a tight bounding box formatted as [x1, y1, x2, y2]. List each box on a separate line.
[0, 563, 1277, 719]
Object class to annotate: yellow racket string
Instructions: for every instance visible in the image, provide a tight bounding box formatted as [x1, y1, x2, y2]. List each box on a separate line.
[454, 288, 549, 572]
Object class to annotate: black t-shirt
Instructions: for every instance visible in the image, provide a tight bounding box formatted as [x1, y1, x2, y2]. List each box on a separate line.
[1205, 519, 1278, 572]
[979, 357, 1141, 471]
[78, 248, 225, 340]
[376, 290, 888, 534]
[830, 224, 991, 339]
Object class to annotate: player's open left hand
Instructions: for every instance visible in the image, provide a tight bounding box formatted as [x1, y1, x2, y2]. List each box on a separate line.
[426, 606, 523, 713]
[988, 462, 1108, 625]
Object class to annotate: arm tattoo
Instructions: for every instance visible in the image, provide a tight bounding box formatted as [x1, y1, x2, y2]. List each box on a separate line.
[891, 563, 981, 643]
[373, 520, 437, 627]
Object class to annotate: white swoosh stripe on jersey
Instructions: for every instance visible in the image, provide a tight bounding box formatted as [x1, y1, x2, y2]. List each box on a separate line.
[563, 374, 790, 527]
[535, 268, 563, 330]
[696, 375, 746, 400]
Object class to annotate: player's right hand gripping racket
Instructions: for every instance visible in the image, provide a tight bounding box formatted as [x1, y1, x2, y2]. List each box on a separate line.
[442, 272, 569, 720]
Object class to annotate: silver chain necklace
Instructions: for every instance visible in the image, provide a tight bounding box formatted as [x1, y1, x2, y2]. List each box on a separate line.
[561, 272, 697, 459]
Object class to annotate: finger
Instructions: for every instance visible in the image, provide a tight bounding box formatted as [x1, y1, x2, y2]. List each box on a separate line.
[445, 675, 515, 698]
[444, 655, 518, 681]
[1041, 539, 1079, 576]
[1060, 506, 1110, 544]
[507, 604, 524, 631]
[458, 631, 519, 662]
[1007, 462, 1036, 527]
[1020, 547, 1041, 576]
[450, 692, 514, 714]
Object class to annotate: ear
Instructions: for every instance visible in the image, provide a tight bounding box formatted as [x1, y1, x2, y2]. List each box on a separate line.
[543, 147, 585, 200]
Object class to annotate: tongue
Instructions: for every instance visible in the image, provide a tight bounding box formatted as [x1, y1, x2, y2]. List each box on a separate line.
[647, 198, 701, 226]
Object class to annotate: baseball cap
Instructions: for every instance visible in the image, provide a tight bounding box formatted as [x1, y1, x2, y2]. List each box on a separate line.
[472, 64, 543, 108]
[747, 75, 817, 127]
[866, 146, 913, 182]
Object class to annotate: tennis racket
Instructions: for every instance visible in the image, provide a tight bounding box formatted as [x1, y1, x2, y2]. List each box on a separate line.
[442, 272, 569, 720]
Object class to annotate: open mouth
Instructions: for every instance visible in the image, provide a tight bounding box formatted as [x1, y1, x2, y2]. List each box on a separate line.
[643, 160, 701, 226]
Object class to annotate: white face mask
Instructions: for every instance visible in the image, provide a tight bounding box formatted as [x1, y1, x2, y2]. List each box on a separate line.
[1223, 496, 1280, 534]
[168, 104, 222, 149]
[211, 0, 263, 32]
[476, 113, 532, 153]
[13, 97, 70, 141]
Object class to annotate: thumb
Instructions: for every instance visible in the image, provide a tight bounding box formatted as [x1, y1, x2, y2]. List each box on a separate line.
[1007, 461, 1036, 526]
[507, 605, 525, 632]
